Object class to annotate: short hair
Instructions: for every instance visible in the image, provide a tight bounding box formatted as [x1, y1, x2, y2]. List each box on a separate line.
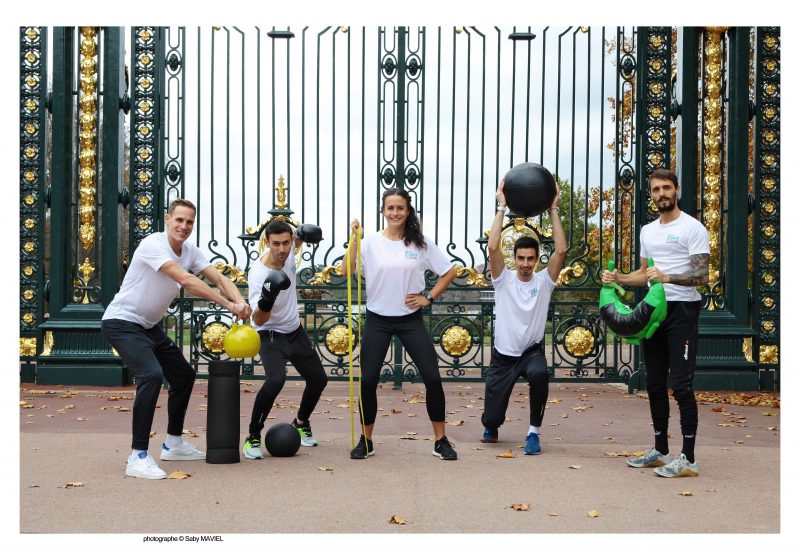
[167, 198, 196, 215]
[264, 219, 293, 239]
[647, 168, 679, 190]
[513, 235, 540, 257]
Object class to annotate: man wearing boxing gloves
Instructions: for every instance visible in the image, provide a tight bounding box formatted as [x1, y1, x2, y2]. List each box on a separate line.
[242, 220, 329, 459]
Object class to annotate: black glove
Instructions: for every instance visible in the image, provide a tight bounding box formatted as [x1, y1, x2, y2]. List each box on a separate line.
[257, 269, 291, 312]
[294, 223, 323, 245]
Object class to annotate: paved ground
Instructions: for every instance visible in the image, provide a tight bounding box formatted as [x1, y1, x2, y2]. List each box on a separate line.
[18, 379, 782, 541]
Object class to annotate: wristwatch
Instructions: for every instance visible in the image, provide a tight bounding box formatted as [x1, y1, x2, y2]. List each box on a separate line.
[421, 290, 434, 304]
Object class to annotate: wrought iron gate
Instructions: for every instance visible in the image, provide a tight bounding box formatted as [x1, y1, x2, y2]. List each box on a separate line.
[20, 26, 780, 391]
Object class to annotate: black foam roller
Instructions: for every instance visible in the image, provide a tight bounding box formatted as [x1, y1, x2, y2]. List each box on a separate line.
[206, 360, 241, 464]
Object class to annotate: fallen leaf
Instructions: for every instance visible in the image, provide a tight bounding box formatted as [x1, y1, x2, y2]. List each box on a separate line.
[65, 405, 75, 409]
[767, 426, 778, 431]
[572, 406, 589, 412]
[561, 413, 569, 418]
[679, 491, 693, 496]
[656, 508, 663, 512]
[64, 481, 85, 489]
[553, 437, 563, 441]
[550, 423, 559, 427]
[336, 403, 350, 408]
[149, 431, 157, 438]
[399, 435, 418, 440]
[29, 484, 40, 488]
[76, 417, 86, 421]
[568, 465, 582, 469]
[317, 467, 333, 472]
[119, 407, 130, 412]
[182, 429, 199, 438]
[391, 409, 403, 414]
[548, 512, 559, 517]
[762, 411, 777, 416]
[496, 450, 515, 459]
[408, 413, 417, 417]
[706, 489, 716, 493]
[711, 406, 726, 413]
[547, 398, 562, 404]
[510, 503, 531, 511]
[167, 471, 190, 479]
[472, 447, 484, 451]
[100, 406, 108, 411]
[717, 423, 734, 427]
[388, 515, 406, 525]
[587, 510, 599, 518]
[447, 420, 464, 426]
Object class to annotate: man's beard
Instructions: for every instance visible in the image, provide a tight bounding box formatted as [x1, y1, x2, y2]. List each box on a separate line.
[657, 195, 677, 213]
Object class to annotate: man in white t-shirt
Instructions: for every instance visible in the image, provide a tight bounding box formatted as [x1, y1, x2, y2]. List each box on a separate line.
[101, 199, 251, 480]
[480, 179, 567, 455]
[241, 220, 328, 459]
[602, 169, 710, 478]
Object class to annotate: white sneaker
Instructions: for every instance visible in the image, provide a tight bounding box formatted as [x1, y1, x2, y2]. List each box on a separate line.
[243, 435, 264, 460]
[654, 453, 699, 478]
[160, 441, 206, 461]
[125, 453, 167, 479]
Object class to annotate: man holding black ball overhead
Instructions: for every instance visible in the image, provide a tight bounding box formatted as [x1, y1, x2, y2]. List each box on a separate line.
[480, 169, 567, 455]
[242, 220, 329, 460]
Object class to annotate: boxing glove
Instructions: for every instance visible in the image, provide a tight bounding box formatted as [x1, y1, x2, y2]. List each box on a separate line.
[257, 269, 291, 312]
[294, 223, 323, 245]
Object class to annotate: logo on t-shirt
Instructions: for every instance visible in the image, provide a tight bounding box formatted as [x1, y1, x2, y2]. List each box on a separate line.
[666, 234, 680, 243]
[404, 250, 419, 260]
[529, 287, 539, 298]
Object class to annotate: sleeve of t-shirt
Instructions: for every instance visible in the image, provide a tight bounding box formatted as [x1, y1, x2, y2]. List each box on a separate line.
[537, 268, 557, 297]
[247, 265, 264, 312]
[187, 243, 212, 274]
[687, 220, 710, 256]
[639, 227, 650, 260]
[491, 266, 508, 289]
[422, 236, 454, 276]
[136, 236, 174, 272]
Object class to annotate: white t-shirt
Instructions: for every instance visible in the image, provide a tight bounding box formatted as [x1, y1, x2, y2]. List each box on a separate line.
[247, 251, 301, 334]
[361, 231, 454, 316]
[491, 267, 557, 356]
[103, 232, 211, 329]
[640, 211, 710, 302]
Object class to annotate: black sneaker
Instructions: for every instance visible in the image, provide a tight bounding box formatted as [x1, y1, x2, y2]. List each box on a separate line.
[350, 434, 374, 459]
[433, 436, 458, 460]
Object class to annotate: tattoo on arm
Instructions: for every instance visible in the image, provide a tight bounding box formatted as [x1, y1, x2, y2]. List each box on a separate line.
[669, 253, 709, 286]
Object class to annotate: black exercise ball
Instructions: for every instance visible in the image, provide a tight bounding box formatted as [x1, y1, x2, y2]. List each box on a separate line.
[503, 162, 557, 217]
[264, 422, 301, 457]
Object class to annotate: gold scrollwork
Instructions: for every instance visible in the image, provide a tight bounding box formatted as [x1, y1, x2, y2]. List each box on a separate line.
[759, 344, 778, 365]
[41, 331, 53, 356]
[325, 324, 354, 356]
[201, 323, 229, 354]
[20, 337, 37, 357]
[310, 263, 344, 286]
[702, 27, 727, 307]
[557, 264, 585, 286]
[564, 326, 594, 358]
[455, 266, 489, 288]
[214, 263, 246, 284]
[441, 325, 472, 357]
[275, 175, 288, 209]
[742, 337, 754, 363]
[77, 27, 98, 288]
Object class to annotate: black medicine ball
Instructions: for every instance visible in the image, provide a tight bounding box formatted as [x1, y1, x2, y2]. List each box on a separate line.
[503, 162, 558, 217]
[265, 422, 301, 457]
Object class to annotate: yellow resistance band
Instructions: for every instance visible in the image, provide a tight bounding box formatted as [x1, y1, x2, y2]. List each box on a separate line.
[346, 229, 366, 449]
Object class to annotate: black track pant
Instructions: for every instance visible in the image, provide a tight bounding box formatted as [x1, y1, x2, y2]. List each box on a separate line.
[359, 309, 446, 424]
[248, 325, 328, 436]
[101, 319, 196, 451]
[642, 300, 702, 439]
[481, 343, 548, 430]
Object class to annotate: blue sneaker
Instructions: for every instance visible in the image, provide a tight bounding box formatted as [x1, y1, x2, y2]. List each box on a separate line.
[524, 433, 541, 455]
[481, 427, 498, 443]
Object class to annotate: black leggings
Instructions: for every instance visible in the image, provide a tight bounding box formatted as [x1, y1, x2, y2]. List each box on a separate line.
[642, 300, 701, 438]
[358, 309, 446, 424]
[481, 344, 549, 429]
[248, 325, 328, 436]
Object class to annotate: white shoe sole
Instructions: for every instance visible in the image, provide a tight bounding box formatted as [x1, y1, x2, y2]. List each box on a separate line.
[125, 468, 166, 480]
[243, 451, 263, 460]
[300, 440, 318, 447]
[160, 453, 206, 461]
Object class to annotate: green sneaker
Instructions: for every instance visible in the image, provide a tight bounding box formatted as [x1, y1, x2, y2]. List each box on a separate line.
[292, 418, 318, 447]
[654, 453, 698, 478]
[626, 448, 672, 468]
[243, 435, 263, 460]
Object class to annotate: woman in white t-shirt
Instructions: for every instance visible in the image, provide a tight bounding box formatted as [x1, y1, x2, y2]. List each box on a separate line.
[348, 188, 458, 460]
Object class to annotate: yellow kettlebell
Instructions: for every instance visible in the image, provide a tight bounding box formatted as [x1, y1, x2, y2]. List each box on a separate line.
[223, 322, 261, 358]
